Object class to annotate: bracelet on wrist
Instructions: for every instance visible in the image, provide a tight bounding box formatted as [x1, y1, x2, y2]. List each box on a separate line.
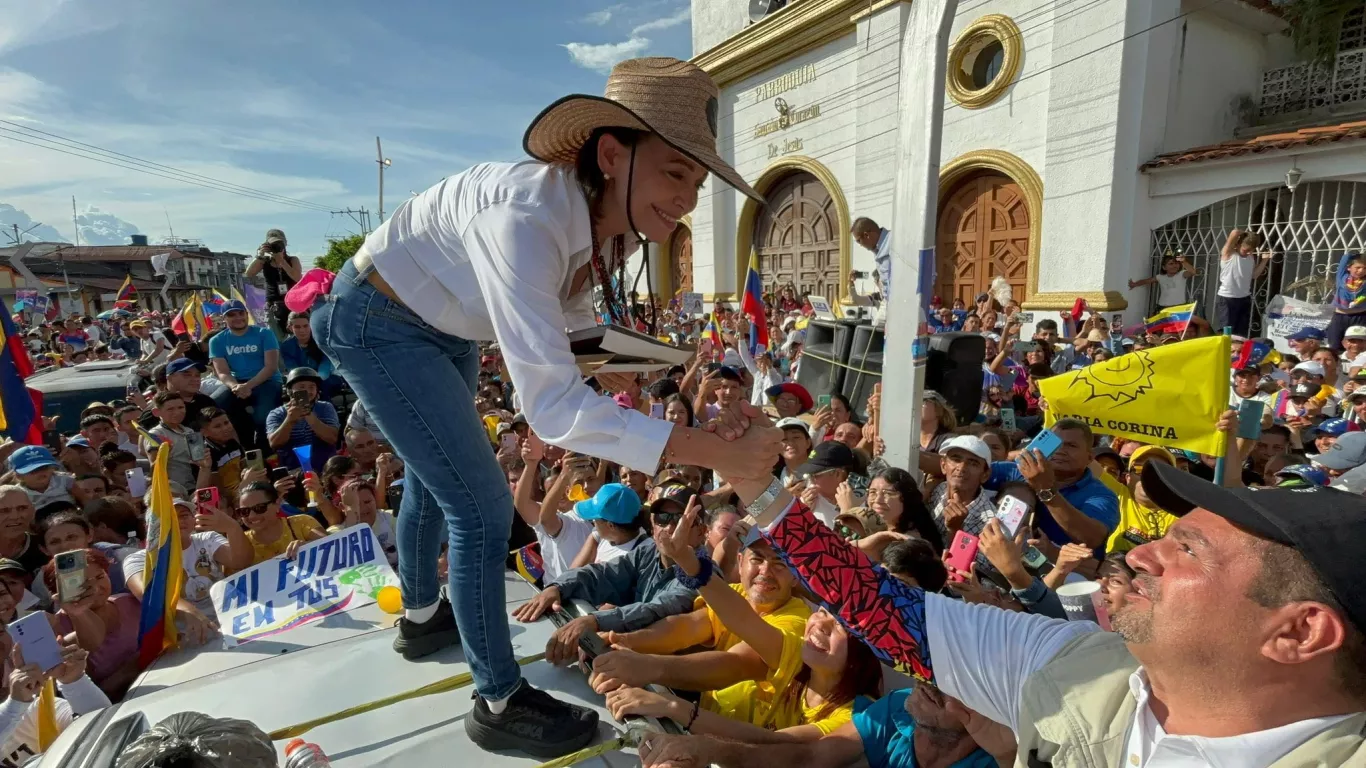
[673, 554, 714, 590]
[685, 698, 701, 731]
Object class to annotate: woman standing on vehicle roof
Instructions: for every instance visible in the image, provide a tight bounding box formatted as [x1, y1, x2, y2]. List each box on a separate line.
[310, 57, 782, 758]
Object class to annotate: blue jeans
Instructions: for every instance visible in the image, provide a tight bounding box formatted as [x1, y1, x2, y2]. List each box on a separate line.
[311, 261, 520, 700]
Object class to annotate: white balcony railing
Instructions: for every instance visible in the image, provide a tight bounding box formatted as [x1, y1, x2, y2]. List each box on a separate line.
[1259, 46, 1366, 121]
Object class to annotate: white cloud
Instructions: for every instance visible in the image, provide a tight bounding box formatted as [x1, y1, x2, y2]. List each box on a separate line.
[584, 9, 614, 25]
[563, 38, 652, 74]
[631, 6, 691, 35]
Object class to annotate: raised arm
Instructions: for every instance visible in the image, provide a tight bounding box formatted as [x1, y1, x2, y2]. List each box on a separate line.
[1222, 229, 1243, 260]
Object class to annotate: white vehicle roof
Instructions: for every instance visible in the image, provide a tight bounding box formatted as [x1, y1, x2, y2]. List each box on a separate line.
[39, 573, 644, 767]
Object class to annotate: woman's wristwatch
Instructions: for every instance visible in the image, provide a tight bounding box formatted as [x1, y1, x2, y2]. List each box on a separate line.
[744, 477, 786, 521]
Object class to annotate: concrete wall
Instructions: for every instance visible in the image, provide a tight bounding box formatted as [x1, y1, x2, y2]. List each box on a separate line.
[692, 0, 752, 57]
[1161, 11, 1268, 154]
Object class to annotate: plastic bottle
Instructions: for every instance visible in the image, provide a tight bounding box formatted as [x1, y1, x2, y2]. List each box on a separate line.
[284, 739, 332, 767]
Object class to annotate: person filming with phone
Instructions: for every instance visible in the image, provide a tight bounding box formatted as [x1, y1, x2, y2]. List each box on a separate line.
[266, 367, 339, 471]
[922, 419, 1118, 552]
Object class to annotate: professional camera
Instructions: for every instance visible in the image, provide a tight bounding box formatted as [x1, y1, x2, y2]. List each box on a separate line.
[264, 241, 285, 254]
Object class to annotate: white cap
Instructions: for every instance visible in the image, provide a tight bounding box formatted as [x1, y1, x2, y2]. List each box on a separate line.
[1347, 326, 1366, 340]
[721, 349, 742, 368]
[1292, 361, 1326, 377]
[775, 417, 810, 435]
[940, 434, 991, 465]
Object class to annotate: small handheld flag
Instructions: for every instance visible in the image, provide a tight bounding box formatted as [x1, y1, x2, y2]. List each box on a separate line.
[0, 295, 41, 444]
[136, 446, 183, 668]
[740, 251, 770, 356]
[1144, 302, 1196, 336]
[115, 274, 137, 307]
[703, 314, 723, 349]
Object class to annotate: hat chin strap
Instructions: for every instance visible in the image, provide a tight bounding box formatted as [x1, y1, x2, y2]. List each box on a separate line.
[623, 145, 658, 337]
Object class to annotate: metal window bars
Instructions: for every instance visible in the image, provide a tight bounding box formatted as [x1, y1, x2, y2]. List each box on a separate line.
[1148, 181, 1366, 336]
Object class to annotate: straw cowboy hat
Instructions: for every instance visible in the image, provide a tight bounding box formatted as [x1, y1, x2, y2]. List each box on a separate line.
[524, 56, 762, 202]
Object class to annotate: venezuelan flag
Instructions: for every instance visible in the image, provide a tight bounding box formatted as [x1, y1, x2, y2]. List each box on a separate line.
[740, 251, 770, 356]
[202, 290, 228, 316]
[703, 314, 723, 349]
[0, 296, 41, 444]
[115, 274, 137, 307]
[170, 294, 210, 341]
[1144, 302, 1196, 336]
[1232, 339, 1281, 370]
[137, 446, 183, 669]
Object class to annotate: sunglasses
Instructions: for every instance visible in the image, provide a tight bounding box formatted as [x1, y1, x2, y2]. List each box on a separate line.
[236, 502, 274, 518]
[651, 510, 684, 527]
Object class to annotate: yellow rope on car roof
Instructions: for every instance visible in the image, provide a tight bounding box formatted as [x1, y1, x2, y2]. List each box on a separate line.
[268, 652, 546, 741]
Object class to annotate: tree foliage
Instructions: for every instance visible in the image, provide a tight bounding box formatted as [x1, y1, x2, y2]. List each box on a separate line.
[1275, 0, 1360, 65]
[316, 234, 365, 273]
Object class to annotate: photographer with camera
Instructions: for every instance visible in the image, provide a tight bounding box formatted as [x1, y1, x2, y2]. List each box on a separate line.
[243, 228, 302, 338]
[266, 367, 339, 471]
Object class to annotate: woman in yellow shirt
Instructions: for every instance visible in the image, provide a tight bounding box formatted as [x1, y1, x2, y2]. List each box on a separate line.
[237, 482, 325, 565]
[604, 497, 882, 742]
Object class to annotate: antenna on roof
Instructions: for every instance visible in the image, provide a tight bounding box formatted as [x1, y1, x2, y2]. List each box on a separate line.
[72, 196, 80, 248]
[164, 209, 176, 242]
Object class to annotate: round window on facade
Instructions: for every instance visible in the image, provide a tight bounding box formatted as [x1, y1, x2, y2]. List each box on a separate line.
[947, 15, 1022, 109]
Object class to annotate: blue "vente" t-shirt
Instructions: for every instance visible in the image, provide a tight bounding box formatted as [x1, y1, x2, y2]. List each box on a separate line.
[209, 326, 281, 382]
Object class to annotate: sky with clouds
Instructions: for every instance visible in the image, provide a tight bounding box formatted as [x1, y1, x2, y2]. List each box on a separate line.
[0, 0, 691, 261]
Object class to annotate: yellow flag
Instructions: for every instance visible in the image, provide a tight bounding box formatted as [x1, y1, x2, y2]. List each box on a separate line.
[1040, 335, 1231, 455]
[36, 679, 57, 749]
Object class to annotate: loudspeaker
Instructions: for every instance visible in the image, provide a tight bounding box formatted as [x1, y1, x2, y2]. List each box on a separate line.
[795, 320, 858, 397]
[926, 332, 986, 424]
[842, 324, 884, 419]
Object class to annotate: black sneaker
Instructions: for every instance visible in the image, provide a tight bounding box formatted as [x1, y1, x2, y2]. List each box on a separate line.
[391, 599, 461, 660]
[464, 680, 599, 758]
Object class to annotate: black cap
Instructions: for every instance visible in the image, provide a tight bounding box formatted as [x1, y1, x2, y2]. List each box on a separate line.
[1291, 381, 1317, 399]
[797, 441, 859, 476]
[1142, 461, 1366, 634]
[649, 484, 697, 515]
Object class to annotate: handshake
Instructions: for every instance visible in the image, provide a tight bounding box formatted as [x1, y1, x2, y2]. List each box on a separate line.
[691, 399, 785, 489]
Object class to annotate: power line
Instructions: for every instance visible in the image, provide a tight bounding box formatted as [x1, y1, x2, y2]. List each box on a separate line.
[0, 123, 337, 213]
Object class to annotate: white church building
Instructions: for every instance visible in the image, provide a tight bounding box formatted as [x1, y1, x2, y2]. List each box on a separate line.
[643, 0, 1366, 333]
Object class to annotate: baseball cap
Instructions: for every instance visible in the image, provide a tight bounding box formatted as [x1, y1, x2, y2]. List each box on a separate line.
[65, 436, 91, 449]
[1346, 326, 1366, 340]
[765, 382, 814, 412]
[1292, 361, 1325, 377]
[940, 434, 991, 465]
[166, 357, 204, 376]
[222, 299, 247, 314]
[1311, 431, 1366, 471]
[1291, 382, 1318, 399]
[797, 441, 860, 477]
[0, 559, 24, 576]
[574, 483, 642, 525]
[1287, 327, 1326, 342]
[1274, 464, 1329, 487]
[775, 417, 810, 437]
[9, 445, 59, 475]
[1314, 418, 1351, 437]
[648, 483, 696, 516]
[1128, 444, 1176, 471]
[1141, 461, 1366, 633]
[265, 228, 287, 245]
[1348, 389, 1366, 403]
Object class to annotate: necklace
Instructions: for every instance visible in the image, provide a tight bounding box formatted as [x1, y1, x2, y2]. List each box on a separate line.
[589, 220, 626, 324]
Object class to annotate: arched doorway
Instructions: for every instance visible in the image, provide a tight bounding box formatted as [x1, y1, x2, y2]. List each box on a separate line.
[670, 224, 693, 295]
[754, 171, 840, 304]
[935, 172, 1030, 306]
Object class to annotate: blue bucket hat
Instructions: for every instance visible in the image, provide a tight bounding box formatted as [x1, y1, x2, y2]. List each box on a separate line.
[575, 483, 642, 525]
[8, 446, 60, 475]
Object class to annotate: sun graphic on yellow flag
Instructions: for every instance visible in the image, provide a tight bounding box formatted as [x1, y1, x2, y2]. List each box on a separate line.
[1073, 350, 1157, 407]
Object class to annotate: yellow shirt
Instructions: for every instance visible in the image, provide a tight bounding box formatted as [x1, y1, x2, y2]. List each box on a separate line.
[703, 631, 853, 734]
[1099, 473, 1178, 553]
[245, 515, 323, 565]
[695, 583, 812, 651]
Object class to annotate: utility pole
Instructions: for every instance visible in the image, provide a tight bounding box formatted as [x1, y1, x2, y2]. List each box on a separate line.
[330, 208, 373, 237]
[880, 0, 958, 471]
[71, 196, 80, 247]
[376, 137, 392, 223]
